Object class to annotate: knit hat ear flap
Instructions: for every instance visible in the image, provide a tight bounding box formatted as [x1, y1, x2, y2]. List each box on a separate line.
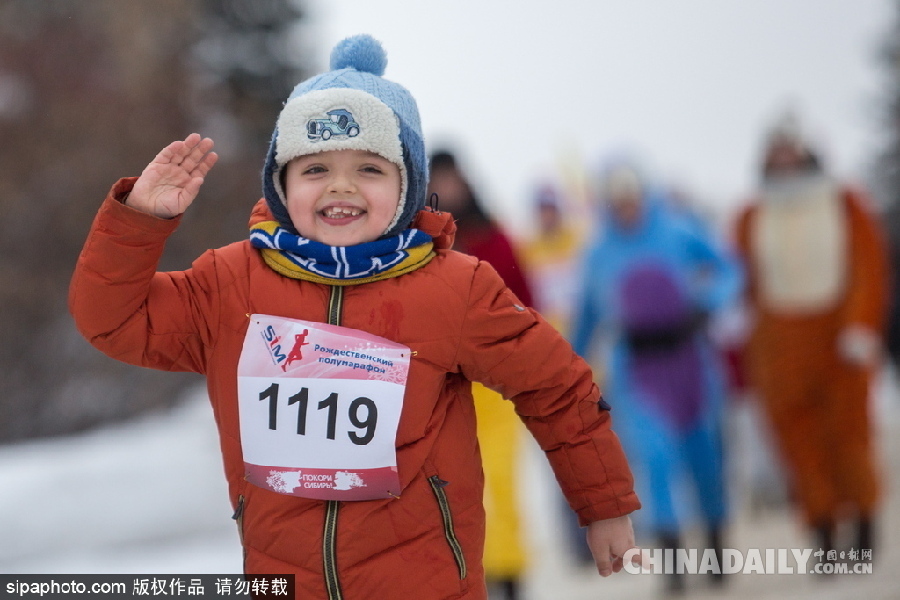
[261, 34, 427, 239]
[262, 131, 291, 229]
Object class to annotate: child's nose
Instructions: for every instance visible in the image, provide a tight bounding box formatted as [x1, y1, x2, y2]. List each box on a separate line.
[327, 172, 357, 194]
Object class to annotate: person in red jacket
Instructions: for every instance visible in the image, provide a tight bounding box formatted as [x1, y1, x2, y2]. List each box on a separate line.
[69, 35, 640, 599]
[427, 150, 534, 306]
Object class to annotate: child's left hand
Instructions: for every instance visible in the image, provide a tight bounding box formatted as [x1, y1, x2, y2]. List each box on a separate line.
[585, 514, 640, 577]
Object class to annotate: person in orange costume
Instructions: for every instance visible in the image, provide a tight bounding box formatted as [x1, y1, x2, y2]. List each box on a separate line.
[734, 115, 889, 555]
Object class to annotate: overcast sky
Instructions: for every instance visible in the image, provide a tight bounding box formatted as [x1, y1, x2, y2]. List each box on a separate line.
[307, 0, 893, 230]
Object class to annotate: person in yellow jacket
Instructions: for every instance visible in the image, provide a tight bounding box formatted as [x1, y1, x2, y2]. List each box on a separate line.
[428, 151, 534, 600]
[521, 183, 585, 335]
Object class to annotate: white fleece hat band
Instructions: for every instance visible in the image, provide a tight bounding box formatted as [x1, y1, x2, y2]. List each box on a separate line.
[273, 88, 408, 234]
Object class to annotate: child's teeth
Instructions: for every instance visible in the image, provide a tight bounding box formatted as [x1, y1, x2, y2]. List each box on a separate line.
[325, 207, 362, 218]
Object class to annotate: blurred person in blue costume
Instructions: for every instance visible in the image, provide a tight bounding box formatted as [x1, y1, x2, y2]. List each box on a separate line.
[570, 159, 743, 593]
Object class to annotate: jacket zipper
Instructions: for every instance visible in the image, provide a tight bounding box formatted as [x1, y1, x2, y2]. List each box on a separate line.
[323, 498, 343, 599]
[232, 495, 246, 543]
[428, 475, 468, 579]
[323, 285, 345, 600]
[232, 495, 247, 570]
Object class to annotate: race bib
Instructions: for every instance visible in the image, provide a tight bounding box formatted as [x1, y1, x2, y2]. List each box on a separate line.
[237, 314, 410, 500]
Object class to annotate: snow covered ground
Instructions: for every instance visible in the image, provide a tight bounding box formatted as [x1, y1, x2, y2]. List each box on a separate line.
[2, 375, 899, 599]
[0, 387, 243, 574]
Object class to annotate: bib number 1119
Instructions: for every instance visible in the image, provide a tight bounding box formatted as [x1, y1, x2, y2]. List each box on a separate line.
[258, 382, 377, 445]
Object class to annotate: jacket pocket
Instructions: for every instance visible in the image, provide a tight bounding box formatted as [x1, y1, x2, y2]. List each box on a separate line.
[428, 475, 467, 580]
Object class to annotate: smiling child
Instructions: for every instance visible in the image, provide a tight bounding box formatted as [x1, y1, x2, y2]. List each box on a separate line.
[70, 35, 640, 599]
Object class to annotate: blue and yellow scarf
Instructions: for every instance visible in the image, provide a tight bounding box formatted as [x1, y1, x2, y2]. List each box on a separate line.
[250, 221, 435, 285]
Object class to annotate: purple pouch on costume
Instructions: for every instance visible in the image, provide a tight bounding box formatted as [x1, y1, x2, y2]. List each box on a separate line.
[620, 265, 705, 431]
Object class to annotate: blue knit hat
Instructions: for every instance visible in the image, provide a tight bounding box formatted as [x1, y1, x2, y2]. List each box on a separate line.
[262, 35, 427, 237]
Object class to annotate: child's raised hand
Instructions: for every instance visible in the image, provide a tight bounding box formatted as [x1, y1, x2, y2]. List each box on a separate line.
[127, 134, 218, 218]
[586, 514, 641, 577]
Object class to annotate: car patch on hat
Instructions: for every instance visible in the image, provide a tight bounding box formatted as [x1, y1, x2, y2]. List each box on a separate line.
[306, 109, 360, 141]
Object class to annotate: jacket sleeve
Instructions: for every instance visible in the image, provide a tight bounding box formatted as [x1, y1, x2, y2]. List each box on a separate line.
[569, 244, 603, 359]
[68, 177, 220, 374]
[682, 223, 745, 314]
[455, 259, 640, 526]
[843, 188, 890, 332]
[732, 205, 758, 305]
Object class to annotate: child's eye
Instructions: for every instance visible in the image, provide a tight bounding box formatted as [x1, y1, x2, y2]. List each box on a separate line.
[302, 165, 326, 175]
[361, 165, 384, 174]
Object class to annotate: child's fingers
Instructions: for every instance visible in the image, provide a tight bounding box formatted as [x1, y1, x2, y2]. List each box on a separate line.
[151, 134, 210, 170]
[182, 176, 207, 203]
[180, 136, 215, 174]
[610, 542, 641, 573]
[598, 546, 640, 576]
[151, 139, 190, 167]
[594, 547, 613, 577]
[610, 554, 624, 573]
[182, 132, 202, 147]
[626, 547, 644, 568]
[193, 151, 219, 178]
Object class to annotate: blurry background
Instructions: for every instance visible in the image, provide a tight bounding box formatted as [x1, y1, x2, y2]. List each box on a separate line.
[2, 1, 900, 598]
[0, 0, 314, 440]
[319, 0, 893, 232]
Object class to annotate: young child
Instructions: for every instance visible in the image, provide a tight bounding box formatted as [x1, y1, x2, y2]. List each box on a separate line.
[69, 35, 640, 599]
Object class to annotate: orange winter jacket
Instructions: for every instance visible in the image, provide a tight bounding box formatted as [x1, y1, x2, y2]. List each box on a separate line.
[69, 178, 640, 599]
